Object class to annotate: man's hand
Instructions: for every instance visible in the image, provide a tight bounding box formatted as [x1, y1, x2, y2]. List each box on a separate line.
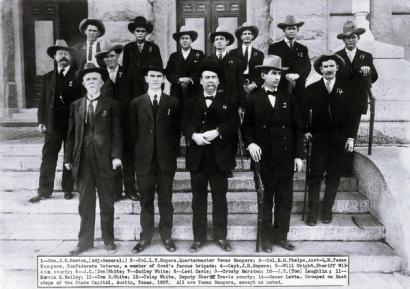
[345, 138, 355, 152]
[294, 158, 303, 172]
[192, 133, 211, 146]
[286, 73, 300, 82]
[38, 124, 47, 134]
[360, 66, 371, 77]
[202, 129, 219, 142]
[243, 82, 257, 94]
[64, 163, 72, 171]
[248, 143, 262, 162]
[112, 158, 122, 170]
[304, 132, 313, 142]
[179, 77, 192, 84]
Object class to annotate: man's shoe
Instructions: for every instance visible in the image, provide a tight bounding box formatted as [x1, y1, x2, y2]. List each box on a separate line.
[105, 243, 117, 253]
[132, 240, 150, 253]
[162, 239, 176, 252]
[69, 246, 91, 256]
[275, 240, 295, 251]
[29, 194, 50, 203]
[64, 192, 73, 200]
[190, 241, 202, 253]
[321, 208, 333, 224]
[262, 240, 272, 253]
[216, 239, 232, 252]
[306, 213, 318, 226]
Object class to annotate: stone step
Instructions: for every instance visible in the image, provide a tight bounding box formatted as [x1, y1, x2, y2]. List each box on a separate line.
[5, 190, 369, 214]
[0, 171, 358, 192]
[0, 240, 400, 273]
[0, 213, 383, 241]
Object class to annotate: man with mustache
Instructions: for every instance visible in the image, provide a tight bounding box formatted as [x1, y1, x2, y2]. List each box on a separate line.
[29, 40, 81, 203]
[64, 63, 123, 255]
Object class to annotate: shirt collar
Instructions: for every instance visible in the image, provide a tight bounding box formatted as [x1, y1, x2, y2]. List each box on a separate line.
[87, 40, 97, 46]
[58, 66, 70, 75]
[242, 44, 252, 53]
[204, 91, 217, 98]
[323, 77, 336, 88]
[216, 50, 227, 58]
[284, 37, 295, 45]
[345, 47, 357, 55]
[148, 89, 162, 100]
[181, 48, 191, 55]
[87, 93, 100, 102]
[107, 65, 119, 73]
[263, 86, 277, 93]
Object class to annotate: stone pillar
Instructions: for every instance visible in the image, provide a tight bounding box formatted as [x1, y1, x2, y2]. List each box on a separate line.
[246, 0, 271, 54]
[370, 0, 393, 43]
[352, 0, 374, 41]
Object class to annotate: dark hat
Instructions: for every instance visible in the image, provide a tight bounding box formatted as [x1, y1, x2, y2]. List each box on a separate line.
[313, 51, 345, 75]
[172, 25, 198, 42]
[78, 18, 105, 37]
[199, 59, 221, 78]
[76, 62, 108, 82]
[141, 61, 165, 75]
[337, 20, 366, 39]
[95, 41, 124, 67]
[255, 55, 288, 71]
[46, 39, 76, 58]
[209, 27, 235, 46]
[128, 16, 154, 34]
[277, 15, 305, 30]
[235, 22, 259, 39]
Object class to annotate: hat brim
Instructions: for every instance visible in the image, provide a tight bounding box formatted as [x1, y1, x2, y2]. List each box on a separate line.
[128, 22, 154, 34]
[254, 65, 288, 71]
[234, 26, 259, 39]
[337, 28, 366, 39]
[76, 67, 109, 82]
[313, 54, 345, 75]
[46, 46, 76, 59]
[277, 22, 304, 30]
[209, 31, 235, 46]
[172, 31, 198, 42]
[95, 44, 124, 67]
[79, 19, 105, 37]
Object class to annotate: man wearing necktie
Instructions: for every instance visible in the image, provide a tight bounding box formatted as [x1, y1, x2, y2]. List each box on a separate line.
[301, 52, 360, 226]
[73, 18, 105, 69]
[181, 61, 240, 253]
[242, 55, 304, 253]
[64, 63, 123, 256]
[129, 64, 180, 253]
[30, 40, 81, 203]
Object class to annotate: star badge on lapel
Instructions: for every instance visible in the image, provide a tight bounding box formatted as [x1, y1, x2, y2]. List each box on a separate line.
[149, 47, 152, 53]
[222, 104, 227, 110]
[298, 52, 304, 57]
[118, 72, 122, 78]
[253, 52, 257, 57]
[336, 88, 343, 95]
[167, 108, 171, 116]
[196, 52, 200, 58]
[102, 111, 107, 117]
[283, 102, 287, 109]
[359, 54, 365, 60]
[68, 81, 73, 87]
[229, 60, 234, 64]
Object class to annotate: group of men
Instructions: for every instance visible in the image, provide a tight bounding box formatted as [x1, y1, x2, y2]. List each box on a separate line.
[29, 14, 377, 255]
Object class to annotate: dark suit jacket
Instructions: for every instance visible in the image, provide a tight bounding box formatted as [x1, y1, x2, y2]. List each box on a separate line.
[242, 88, 303, 175]
[64, 94, 123, 180]
[268, 40, 311, 95]
[73, 41, 101, 69]
[122, 41, 163, 98]
[181, 91, 240, 172]
[230, 46, 265, 88]
[165, 49, 204, 101]
[104, 65, 131, 118]
[336, 48, 378, 114]
[129, 93, 180, 174]
[38, 67, 81, 133]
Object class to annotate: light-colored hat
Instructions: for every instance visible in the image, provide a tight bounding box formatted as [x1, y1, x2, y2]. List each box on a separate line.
[337, 20, 366, 39]
[95, 41, 124, 67]
[46, 39, 76, 58]
[235, 22, 259, 39]
[277, 15, 304, 30]
[255, 55, 288, 71]
[313, 51, 345, 75]
[78, 18, 105, 36]
[173, 26, 198, 42]
[209, 27, 235, 46]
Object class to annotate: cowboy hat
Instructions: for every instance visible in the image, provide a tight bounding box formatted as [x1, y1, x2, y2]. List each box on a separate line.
[255, 55, 288, 71]
[199, 58, 221, 78]
[95, 41, 124, 67]
[235, 22, 259, 39]
[172, 25, 198, 42]
[277, 15, 304, 30]
[313, 51, 345, 75]
[337, 20, 366, 39]
[46, 39, 76, 58]
[76, 62, 108, 82]
[128, 16, 153, 34]
[209, 27, 235, 46]
[78, 18, 105, 37]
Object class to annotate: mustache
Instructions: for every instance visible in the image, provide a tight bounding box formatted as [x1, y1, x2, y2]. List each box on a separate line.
[58, 57, 69, 62]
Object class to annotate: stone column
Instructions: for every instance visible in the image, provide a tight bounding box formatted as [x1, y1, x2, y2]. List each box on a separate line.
[352, 0, 374, 41]
[246, 0, 271, 53]
[370, 0, 393, 43]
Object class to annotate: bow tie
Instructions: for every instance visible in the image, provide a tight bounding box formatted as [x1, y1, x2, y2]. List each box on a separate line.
[265, 90, 276, 95]
[204, 96, 214, 100]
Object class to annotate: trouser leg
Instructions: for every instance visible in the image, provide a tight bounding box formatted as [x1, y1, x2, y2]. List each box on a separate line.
[191, 169, 209, 242]
[209, 169, 228, 241]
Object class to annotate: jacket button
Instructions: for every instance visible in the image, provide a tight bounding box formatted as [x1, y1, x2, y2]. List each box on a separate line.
[150, 130, 152, 133]
[202, 121, 205, 124]
[283, 136, 287, 140]
[263, 125, 266, 129]
[284, 147, 288, 151]
[282, 125, 285, 129]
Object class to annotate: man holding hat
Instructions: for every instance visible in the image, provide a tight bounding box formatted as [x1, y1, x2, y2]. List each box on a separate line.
[123, 16, 163, 98]
[96, 41, 139, 202]
[129, 63, 180, 253]
[64, 63, 123, 255]
[73, 18, 105, 69]
[268, 15, 311, 106]
[242, 55, 304, 253]
[165, 26, 204, 102]
[302, 52, 359, 226]
[29, 40, 80, 203]
[181, 60, 240, 253]
[230, 22, 264, 96]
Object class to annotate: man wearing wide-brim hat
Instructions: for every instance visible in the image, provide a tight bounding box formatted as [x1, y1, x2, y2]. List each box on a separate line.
[29, 40, 81, 203]
[230, 22, 265, 96]
[165, 25, 204, 102]
[73, 18, 105, 69]
[268, 15, 311, 107]
[64, 62, 123, 256]
[242, 55, 304, 253]
[123, 16, 163, 98]
[302, 51, 360, 226]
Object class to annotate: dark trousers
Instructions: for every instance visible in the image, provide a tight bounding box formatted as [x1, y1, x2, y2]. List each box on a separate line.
[76, 145, 115, 248]
[114, 144, 136, 197]
[260, 170, 293, 242]
[38, 129, 73, 196]
[191, 168, 228, 242]
[137, 160, 175, 242]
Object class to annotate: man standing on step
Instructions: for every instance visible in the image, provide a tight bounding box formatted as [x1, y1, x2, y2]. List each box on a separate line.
[181, 61, 240, 253]
[64, 63, 122, 255]
[242, 55, 304, 253]
[73, 18, 105, 69]
[129, 63, 180, 253]
[29, 40, 80, 203]
[96, 41, 139, 202]
[302, 52, 360, 226]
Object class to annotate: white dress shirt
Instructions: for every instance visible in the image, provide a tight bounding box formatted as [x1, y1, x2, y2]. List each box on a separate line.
[58, 66, 70, 76]
[148, 89, 162, 105]
[181, 48, 191, 60]
[86, 41, 99, 66]
[204, 92, 216, 108]
[216, 50, 227, 60]
[345, 47, 357, 63]
[284, 37, 295, 49]
[107, 65, 119, 84]
[242, 44, 252, 74]
[264, 88, 277, 108]
[323, 77, 336, 93]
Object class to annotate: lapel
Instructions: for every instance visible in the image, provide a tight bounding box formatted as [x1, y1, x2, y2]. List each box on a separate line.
[209, 91, 223, 110]
[339, 49, 353, 67]
[196, 93, 208, 112]
[78, 96, 86, 123]
[96, 41, 101, 53]
[115, 65, 123, 84]
[95, 95, 108, 117]
[176, 50, 185, 63]
[185, 49, 196, 63]
[141, 41, 150, 57]
[156, 93, 168, 121]
[351, 48, 362, 66]
[142, 94, 154, 121]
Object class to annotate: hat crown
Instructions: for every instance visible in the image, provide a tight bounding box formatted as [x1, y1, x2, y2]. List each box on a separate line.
[133, 16, 149, 24]
[283, 15, 298, 25]
[99, 40, 114, 52]
[179, 25, 191, 33]
[53, 39, 69, 48]
[214, 26, 226, 33]
[343, 20, 359, 34]
[83, 62, 98, 70]
[262, 55, 283, 69]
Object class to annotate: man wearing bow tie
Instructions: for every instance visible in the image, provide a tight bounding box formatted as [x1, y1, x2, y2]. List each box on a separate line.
[242, 55, 304, 253]
[181, 62, 240, 253]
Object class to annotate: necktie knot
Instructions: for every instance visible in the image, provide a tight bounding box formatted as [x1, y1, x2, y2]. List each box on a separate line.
[204, 95, 214, 100]
[218, 53, 223, 60]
